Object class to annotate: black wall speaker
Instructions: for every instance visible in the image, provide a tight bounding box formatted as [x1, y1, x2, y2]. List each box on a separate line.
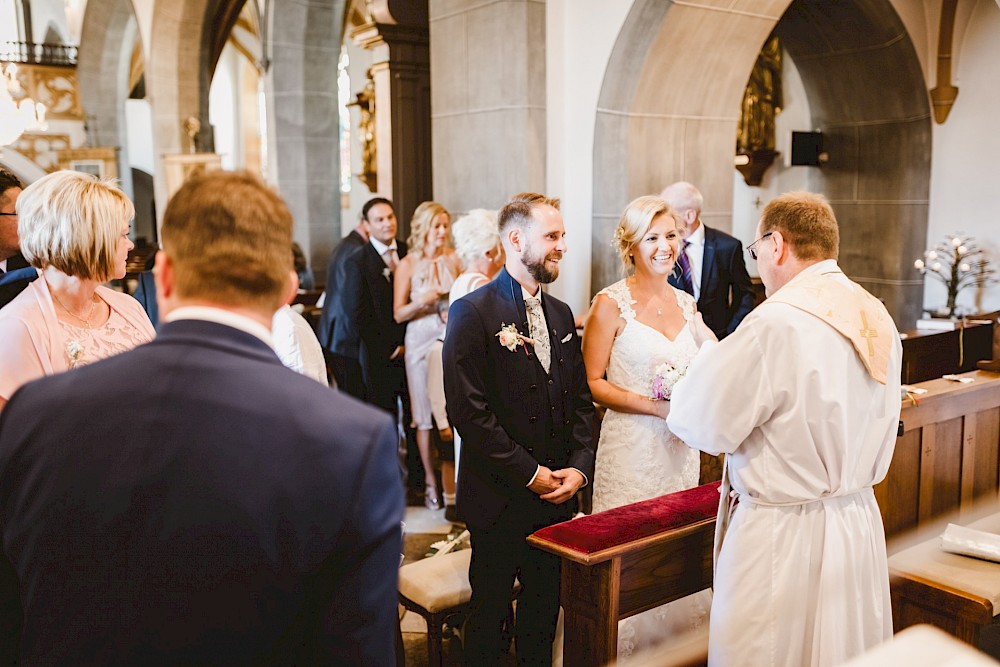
[791, 131, 824, 166]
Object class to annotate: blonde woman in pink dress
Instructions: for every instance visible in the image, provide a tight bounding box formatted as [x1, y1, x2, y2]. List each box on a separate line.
[393, 201, 462, 509]
[0, 171, 155, 410]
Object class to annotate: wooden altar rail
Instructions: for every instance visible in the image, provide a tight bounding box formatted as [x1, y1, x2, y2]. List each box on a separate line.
[528, 483, 719, 667]
[876, 370, 1000, 539]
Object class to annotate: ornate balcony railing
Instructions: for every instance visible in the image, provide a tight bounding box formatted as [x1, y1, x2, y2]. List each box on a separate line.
[0, 41, 77, 67]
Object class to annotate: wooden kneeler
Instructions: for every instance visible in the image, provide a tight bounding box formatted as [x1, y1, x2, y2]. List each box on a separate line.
[528, 482, 720, 667]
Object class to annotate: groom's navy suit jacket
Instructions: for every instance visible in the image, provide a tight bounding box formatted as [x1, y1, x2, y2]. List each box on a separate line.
[0, 319, 403, 665]
[443, 268, 595, 530]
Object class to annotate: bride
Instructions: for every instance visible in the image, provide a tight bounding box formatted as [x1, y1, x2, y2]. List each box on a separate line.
[582, 194, 715, 660]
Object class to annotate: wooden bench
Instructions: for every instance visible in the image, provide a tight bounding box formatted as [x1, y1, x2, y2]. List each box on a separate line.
[528, 482, 720, 667]
[889, 512, 1000, 647]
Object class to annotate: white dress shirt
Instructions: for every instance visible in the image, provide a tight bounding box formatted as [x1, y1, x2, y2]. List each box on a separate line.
[682, 222, 706, 301]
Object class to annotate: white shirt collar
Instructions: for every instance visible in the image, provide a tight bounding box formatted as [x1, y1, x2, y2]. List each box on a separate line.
[685, 222, 706, 247]
[799, 258, 841, 276]
[165, 306, 274, 348]
[369, 237, 397, 256]
[520, 284, 542, 301]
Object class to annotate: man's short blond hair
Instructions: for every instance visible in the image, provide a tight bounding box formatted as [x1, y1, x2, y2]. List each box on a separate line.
[759, 191, 839, 261]
[17, 170, 135, 281]
[161, 171, 293, 310]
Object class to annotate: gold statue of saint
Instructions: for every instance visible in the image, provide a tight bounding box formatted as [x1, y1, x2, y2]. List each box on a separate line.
[738, 35, 783, 155]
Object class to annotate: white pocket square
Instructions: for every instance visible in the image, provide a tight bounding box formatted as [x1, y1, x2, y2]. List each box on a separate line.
[561, 333, 573, 343]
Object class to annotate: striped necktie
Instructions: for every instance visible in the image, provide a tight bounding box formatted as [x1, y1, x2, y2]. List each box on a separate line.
[676, 240, 694, 295]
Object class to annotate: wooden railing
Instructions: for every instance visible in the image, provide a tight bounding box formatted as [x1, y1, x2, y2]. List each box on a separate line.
[0, 41, 77, 67]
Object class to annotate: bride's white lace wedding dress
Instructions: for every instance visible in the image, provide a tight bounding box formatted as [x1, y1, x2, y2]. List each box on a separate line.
[592, 279, 712, 661]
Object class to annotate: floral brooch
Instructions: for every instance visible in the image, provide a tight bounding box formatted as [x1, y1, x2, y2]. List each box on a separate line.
[496, 323, 535, 354]
[66, 340, 84, 368]
[382, 267, 392, 281]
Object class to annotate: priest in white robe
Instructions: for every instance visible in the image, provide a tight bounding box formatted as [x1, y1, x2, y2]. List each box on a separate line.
[667, 191, 902, 667]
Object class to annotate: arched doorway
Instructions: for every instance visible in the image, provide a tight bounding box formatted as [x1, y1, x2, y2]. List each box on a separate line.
[593, 0, 929, 327]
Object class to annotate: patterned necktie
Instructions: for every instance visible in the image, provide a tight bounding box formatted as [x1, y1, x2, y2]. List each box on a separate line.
[382, 248, 398, 271]
[676, 240, 694, 296]
[524, 295, 551, 374]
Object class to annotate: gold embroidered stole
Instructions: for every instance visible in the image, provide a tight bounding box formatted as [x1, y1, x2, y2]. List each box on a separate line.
[764, 270, 895, 385]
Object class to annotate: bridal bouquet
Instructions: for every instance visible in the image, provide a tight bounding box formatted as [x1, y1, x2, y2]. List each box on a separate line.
[650, 361, 686, 401]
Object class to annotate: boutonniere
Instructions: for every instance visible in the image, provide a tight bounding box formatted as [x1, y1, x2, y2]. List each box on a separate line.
[66, 339, 84, 368]
[496, 323, 536, 354]
[382, 267, 392, 281]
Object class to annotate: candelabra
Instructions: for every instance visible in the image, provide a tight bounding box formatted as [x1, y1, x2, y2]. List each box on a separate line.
[914, 234, 996, 318]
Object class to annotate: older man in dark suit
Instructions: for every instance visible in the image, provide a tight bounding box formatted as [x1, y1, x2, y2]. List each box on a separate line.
[662, 181, 755, 339]
[0, 172, 403, 665]
[336, 197, 408, 414]
[444, 193, 595, 665]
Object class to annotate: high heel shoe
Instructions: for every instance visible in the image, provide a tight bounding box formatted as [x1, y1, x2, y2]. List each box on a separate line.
[424, 487, 441, 511]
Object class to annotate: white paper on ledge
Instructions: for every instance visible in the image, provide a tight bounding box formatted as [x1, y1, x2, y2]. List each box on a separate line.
[940, 523, 1000, 562]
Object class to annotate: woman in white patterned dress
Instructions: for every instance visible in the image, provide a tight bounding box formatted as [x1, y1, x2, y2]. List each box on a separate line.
[582, 194, 714, 660]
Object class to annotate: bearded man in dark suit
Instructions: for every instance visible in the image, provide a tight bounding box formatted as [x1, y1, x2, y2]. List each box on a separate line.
[0, 172, 403, 665]
[443, 192, 595, 665]
[662, 181, 755, 339]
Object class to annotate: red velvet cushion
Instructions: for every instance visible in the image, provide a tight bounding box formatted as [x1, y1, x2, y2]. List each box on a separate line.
[532, 481, 721, 555]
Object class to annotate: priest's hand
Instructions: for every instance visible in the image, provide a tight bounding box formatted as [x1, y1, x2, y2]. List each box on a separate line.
[540, 468, 585, 505]
[691, 312, 718, 348]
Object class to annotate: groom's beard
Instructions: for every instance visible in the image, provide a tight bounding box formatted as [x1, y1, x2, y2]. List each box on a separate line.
[522, 241, 562, 284]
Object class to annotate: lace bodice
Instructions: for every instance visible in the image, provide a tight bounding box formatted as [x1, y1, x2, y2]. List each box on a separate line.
[599, 280, 698, 398]
[58, 308, 151, 369]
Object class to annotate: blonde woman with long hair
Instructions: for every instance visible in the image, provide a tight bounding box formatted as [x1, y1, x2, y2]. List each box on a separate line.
[393, 201, 461, 509]
[581, 195, 715, 659]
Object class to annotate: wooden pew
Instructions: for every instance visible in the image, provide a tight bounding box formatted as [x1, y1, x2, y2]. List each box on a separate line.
[528, 482, 719, 667]
[877, 370, 1000, 539]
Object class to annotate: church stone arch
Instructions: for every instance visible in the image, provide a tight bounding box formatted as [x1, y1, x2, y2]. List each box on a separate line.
[593, 0, 930, 328]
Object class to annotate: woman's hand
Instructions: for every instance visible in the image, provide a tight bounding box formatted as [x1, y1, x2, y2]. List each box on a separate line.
[691, 312, 718, 348]
[648, 397, 671, 420]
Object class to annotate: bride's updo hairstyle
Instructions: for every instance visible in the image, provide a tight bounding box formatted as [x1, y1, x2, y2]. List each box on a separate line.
[613, 195, 677, 274]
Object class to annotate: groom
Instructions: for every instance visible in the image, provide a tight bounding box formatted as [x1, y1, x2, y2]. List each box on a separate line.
[443, 192, 595, 665]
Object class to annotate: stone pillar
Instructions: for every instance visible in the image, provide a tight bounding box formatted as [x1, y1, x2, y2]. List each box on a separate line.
[353, 9, 432, 238]
[268, 0, 345, 281]
[429, 0, 546, 213]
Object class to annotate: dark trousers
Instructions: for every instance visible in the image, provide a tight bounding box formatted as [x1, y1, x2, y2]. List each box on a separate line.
[465, 514, 562, 666]
[328, 352, 365, 400]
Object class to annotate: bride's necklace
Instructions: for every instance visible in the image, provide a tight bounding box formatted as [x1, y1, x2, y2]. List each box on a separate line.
[51, 289, 99, 328]
[629, 277, 667, 317]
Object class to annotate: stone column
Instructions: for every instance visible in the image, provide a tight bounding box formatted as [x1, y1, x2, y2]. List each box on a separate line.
[268, 0, 345, 280]
[353, 10, 432, 238]
[429, 0, 546, 213]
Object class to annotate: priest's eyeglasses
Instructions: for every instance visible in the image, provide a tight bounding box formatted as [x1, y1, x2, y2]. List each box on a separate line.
[746, 232, 774, 261]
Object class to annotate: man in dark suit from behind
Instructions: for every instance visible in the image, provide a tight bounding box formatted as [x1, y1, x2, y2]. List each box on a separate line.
[0, 168, 36, 309]
[317, 213, 369, 398]
[335, 197, 409, 414]
[662, 181, 755, 339]
[0, 171, 404, 665]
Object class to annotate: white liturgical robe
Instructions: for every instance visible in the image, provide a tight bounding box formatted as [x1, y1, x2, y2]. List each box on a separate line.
[667, 260, 903, 667]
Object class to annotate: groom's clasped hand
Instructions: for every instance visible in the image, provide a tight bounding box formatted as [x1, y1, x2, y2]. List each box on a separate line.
[528, 465, 585, 504]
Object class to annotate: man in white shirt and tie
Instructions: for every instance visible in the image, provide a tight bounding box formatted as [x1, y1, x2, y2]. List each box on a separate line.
[661, 181, 756, 339]
[337, 197, 409, 415]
